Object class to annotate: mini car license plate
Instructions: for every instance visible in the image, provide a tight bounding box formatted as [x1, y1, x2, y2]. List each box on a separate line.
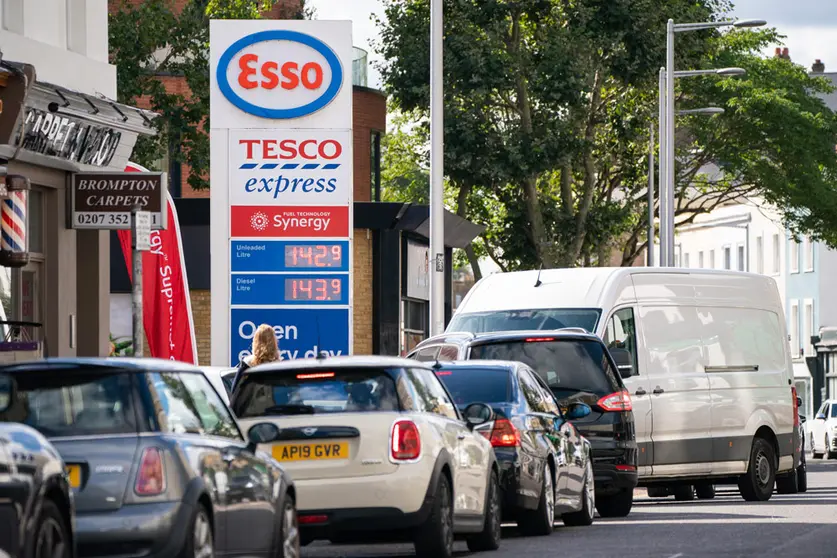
[66, 465, 81, 488]
[272, 441, 349, 462]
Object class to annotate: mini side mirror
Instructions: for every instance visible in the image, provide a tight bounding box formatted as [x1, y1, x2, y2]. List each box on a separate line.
[566, 403, 592, 421]
[609, 348, 634, 378]
[816, 413, 827, 421]
[246, 422, 280, 452]
[796, 396, 803, 408]
[462, 403, 494, 429]
[0, 374, 13, 413]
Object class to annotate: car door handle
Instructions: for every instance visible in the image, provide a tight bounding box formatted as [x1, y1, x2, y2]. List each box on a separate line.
[653, 386, 665, 394]
[635, 388, 647, 396]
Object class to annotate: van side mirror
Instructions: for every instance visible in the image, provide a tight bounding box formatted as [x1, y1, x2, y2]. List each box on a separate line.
[609, 348, 634, 378]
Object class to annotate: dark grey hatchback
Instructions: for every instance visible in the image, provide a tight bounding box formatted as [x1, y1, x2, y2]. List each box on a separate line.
[0, 358, 299, 558]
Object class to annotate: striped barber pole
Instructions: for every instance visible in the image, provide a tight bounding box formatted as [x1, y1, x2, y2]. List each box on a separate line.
[1, 190, 26, 253]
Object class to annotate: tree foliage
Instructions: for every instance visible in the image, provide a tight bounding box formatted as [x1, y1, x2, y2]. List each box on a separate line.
[377, 0, 837, 269]
[109, 0, 310, 191]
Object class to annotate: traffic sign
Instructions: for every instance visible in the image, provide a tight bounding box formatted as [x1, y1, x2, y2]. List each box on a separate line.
[135, 211, 151, 252]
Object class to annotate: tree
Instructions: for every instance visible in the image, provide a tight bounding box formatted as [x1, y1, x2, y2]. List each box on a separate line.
[109, 0, 310, 191]
[377, 0, 837, 270]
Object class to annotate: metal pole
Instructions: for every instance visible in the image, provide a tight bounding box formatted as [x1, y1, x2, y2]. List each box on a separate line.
[666, 19, 676, 266]
[745, 223, 750, 272]
[647, 121, 655, 267]
[131, 205, 143, 357]
[658, 67, 666, 267]
[429, 0, 445, 336]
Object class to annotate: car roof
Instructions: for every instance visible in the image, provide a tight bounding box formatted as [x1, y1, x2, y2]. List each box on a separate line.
[0, 357, 204, 374]
[413, 329, 601, 351]
[434, 360, 521, 371]
[245, 355, 434, 374]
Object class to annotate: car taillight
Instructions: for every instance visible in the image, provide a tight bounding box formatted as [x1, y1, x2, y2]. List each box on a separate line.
[488, 419, 521, 448]
[597, 390, 633, 412]
[791, 387, 800, 427]
[135, 448, 165, 496]
[391, 420, 421, 461]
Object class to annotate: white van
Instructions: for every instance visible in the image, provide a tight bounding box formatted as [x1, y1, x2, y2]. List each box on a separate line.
[446, 267, 803, 501]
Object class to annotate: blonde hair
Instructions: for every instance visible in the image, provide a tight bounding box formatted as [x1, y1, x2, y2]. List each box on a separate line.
[251, 324, 279, 365]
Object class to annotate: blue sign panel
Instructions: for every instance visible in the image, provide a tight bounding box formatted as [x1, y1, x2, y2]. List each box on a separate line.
[231, 273, 349, 306]
[230, 307, 350, 366]
[231, 240, 350, 273]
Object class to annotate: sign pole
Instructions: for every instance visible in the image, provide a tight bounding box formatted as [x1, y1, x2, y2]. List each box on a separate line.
[429, 0, 445, 337]
[131, 205, 151, 357]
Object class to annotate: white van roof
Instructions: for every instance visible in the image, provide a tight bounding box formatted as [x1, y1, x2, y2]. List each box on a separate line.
[457, 267, 780, 314]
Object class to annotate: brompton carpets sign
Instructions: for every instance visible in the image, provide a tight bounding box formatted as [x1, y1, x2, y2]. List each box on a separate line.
[69, 172, 167, 230]
[20, 107, 122, 168]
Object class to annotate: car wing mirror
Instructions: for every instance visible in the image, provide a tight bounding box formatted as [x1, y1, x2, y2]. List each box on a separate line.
[816, 413, 827, 420]
[462, 403, 494, 430]
[246, 422, 281, 453]
[609, 348, 634, 378]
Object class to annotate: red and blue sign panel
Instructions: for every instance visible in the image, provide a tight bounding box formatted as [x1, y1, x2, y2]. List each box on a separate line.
[231, 240, 349, 272]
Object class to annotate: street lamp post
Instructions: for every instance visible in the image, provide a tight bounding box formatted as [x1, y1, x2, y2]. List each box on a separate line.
[663, 16, 763, 266]
[429, 0, 445, 336]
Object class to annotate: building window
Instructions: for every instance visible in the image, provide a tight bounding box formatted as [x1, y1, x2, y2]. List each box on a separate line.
[790, 238, 799, 273]
[674, 252, 680, 267]
[370, 131, 382, 202]
[804, 300, 814, 356]
[723, 246, 732, 270]
[684, 253, 690, 268]
[737, 243, 745, 271]
[755, 236, 764, 275]
[804, 237, 814, 272]
[772, 233, 780, 274]
[709, 249, 716, 269]
[698, 251, 704, 268]
[401, 299, 428, 355]
[789, 301, 799, 359]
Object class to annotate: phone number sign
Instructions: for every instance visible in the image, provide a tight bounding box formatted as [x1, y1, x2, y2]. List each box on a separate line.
[69, 172, 168, 230]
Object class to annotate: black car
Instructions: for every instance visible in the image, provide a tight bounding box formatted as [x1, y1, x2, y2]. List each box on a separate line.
[433, 360, 596, 534]
[409, 329, 638, 517]
[0, 374, 75, 558]
[0, 358, 299, 558]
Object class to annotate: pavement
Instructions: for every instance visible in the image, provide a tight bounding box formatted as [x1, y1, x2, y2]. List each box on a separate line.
[301, 456, 837, 558]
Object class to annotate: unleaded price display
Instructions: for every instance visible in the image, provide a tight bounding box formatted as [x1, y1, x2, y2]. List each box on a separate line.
[283, 243, 343, 269]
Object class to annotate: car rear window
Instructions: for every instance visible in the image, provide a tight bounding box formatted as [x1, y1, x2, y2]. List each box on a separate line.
[448, 309, 600, 334]
[0, 370, 136, 437]
[232, 368, 402, 417]
[435, 367, 512, 407]
[468, 339, 621, 400]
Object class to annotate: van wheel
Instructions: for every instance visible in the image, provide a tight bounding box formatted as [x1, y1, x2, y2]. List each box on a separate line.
[646, 486, 669, 498]
[414, 474, 454, 558]
[518, 462, 554, 536]
[695, 483, 715, 500]
[672, 485, 695, 501]
[738, 437, 776, 502]
[595, 488, 633, 517]
[775, 469, 798, 495]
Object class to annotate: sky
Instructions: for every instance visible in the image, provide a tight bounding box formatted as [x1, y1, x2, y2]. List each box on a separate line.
[308, 0, 837, 90]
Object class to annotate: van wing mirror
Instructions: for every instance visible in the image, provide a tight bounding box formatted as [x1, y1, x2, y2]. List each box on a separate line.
[609, 348, 634, 378]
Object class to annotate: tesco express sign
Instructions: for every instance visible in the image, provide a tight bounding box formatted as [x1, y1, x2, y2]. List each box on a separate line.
[216, 30, 344, 120]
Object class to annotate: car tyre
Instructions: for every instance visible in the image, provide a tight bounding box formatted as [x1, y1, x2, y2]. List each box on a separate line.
[31, 499, 70, 558]
[518, 462, 555, 536]
[646, 486, 669, 498]
[277, 493, 300, 558]
[738, 437, 776, 502]
[695, 483, 715, 500]
[562, 461, 594, 527]
[672, 485, 695, 501]
[797, 452, 808, 493]
[595, 488, 633, 517]
[827, 437, 837, 460]
[415, 474, 454, 558]
[467, 470, 502, 552]
[180, 504, 214, 558]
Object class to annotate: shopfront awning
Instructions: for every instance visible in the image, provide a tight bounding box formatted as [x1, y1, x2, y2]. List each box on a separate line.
[0, 60, 157, 172]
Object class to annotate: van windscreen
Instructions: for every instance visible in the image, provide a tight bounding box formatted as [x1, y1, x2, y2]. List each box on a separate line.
[468, 339, 620, 402]
[447, 309, 600, 334]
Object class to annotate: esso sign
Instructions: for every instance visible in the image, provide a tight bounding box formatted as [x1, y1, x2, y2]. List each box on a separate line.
[216, 30, 343, 120]
[239, 138, 343, 161]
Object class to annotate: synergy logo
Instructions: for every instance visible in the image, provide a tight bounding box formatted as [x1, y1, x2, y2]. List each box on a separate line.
[230, 205, 349, 238]
[250, 212, 269, 231]
[216, 30, 343, 119]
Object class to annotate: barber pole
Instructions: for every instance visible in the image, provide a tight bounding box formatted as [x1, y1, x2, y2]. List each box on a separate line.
[0, 172, 30, 268]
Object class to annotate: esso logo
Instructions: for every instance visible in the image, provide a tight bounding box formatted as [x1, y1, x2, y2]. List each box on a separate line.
[216, 30, 343, 119]
[239, 139, 343, 161]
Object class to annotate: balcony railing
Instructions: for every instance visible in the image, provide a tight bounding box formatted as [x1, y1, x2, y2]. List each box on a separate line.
[353, 47, 368, 88]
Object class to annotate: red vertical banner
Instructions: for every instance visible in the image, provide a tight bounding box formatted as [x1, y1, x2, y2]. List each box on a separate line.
[116, 162, 198, 364]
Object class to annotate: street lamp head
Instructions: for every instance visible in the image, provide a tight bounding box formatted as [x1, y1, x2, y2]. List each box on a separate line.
[678, 107, 725, 116]
[733, 19, 767, 28]
[716, 67, 747, 76]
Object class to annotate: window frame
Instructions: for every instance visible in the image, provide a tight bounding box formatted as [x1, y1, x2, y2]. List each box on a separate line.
[736, 242, 745, 272]
[772, 233, 781, 274]
[604, 307, 639, 376]
[698, 251, 704, 268]
[804, 237, 815, 272]
[709, 249, 716, 269]
[789, 300, 800, 360]
[755, 235, 764, 275]
[803, 300, 814, 357]
[723, 245, 732, 270]
[790, 238, 800, 274]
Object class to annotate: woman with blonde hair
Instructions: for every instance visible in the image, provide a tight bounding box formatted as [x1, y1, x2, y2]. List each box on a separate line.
[232, 324, 280, 389]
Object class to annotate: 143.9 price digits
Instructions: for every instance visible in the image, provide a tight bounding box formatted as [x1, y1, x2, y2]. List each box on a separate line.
[285, 278, 343, 301]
